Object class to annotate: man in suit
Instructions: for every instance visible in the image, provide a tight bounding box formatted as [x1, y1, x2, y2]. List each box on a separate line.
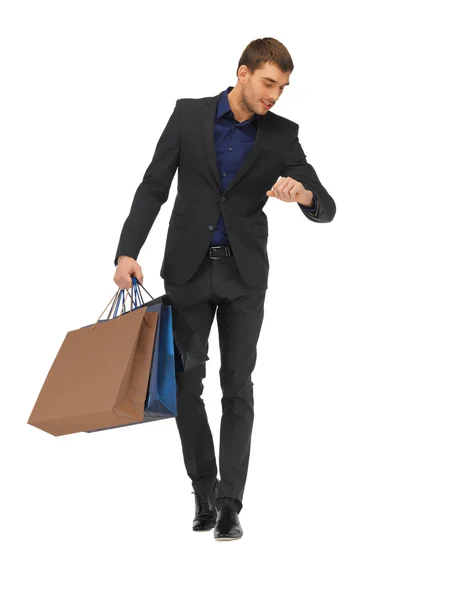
[113, 37, 336, 541]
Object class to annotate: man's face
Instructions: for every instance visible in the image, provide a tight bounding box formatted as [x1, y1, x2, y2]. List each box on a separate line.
[240, 61, 291, 115]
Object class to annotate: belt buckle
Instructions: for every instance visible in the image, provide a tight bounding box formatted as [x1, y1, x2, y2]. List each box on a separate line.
[209, 245, 223, 259]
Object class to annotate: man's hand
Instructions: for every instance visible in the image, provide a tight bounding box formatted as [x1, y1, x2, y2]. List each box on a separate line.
[266, 176, 313, 207]
[114, 256, 144, 290]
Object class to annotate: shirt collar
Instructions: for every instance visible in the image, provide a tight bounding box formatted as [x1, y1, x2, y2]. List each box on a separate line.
[217, 86, 260, 125]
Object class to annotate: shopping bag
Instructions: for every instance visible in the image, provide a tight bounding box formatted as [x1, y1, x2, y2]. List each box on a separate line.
[143, 299, 177, 419]
[131, 277, 210, 373]
[87, 280, 178, 432]
[27, 288, 158, 436]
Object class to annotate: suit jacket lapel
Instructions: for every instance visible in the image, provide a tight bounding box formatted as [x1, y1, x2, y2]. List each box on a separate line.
[202, 92, 270, 195]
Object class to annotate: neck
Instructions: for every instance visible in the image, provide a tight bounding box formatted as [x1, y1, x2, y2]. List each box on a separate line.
[227, 87, 254, 123]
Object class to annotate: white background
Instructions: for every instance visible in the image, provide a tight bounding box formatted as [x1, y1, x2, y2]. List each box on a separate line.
[1, 0, 449, 598]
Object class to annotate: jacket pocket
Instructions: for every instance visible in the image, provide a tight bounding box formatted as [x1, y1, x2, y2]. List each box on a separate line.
[170, 213, 188, 228]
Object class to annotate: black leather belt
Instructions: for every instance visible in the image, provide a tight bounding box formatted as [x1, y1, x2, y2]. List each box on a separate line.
[207, 245, 233, 259]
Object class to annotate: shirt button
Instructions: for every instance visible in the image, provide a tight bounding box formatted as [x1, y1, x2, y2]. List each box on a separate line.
[228, 147, 232, 151]
[208, 225, 214, 231]
[222, 172, 226, 176]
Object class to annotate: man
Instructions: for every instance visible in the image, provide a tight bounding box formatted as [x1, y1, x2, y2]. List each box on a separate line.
[113, 37, 336, 541]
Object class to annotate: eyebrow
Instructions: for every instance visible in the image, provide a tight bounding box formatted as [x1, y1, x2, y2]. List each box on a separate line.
[263, 77, 290, 86]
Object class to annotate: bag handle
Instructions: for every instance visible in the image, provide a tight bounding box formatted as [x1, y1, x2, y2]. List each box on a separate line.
[131, 278, 145, 308]
[130, 276, 155, 303]
[91, 286, 137, 330]
[90, 277, 155, 330]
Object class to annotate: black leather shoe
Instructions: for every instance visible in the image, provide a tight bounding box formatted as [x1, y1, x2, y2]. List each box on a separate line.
[192, 480, 219, 531]
[214, 506, 243, 541]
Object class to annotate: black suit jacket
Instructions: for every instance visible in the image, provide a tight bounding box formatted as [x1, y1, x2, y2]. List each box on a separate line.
[114, 90, 336, 288]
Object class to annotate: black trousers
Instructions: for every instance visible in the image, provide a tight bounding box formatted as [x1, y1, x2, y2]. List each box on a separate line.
[164, 252, 266, 513]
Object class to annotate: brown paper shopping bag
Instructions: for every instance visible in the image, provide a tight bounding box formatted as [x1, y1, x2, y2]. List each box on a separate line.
[27, 290, 158, 436]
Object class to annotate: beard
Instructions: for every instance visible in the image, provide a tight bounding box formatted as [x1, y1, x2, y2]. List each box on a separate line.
[242, 90, 261, 116]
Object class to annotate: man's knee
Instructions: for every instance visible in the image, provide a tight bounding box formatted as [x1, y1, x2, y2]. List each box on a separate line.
[220, 377, 254, 404]
[176, 361, 206, 398]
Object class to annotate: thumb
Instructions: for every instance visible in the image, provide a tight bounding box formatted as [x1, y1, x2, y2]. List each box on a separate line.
[134, 268, 144, 284]
[266, 190, 274, 196]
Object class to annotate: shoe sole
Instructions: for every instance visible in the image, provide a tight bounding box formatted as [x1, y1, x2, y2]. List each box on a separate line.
[193, 521, 216, 531]
[215, 537, 242, 541]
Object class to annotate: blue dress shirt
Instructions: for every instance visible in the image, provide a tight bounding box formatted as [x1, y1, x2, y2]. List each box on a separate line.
[210, 86, 317, 247]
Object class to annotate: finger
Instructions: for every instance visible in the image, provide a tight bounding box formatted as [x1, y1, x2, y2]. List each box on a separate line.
[275, 179, 293, 202]
[273, 177, 290, 200]
[271, 178, 282, 195]
[289, 185, 300, 199]
[271, 181, 282, 199]
[273, 179, 285, 200]
[280, 179, 295, 200]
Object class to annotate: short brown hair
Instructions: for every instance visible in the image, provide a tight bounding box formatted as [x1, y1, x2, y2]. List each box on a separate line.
[236, 37, 294, 76]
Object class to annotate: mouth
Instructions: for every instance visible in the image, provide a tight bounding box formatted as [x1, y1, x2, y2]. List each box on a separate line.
[261, 101, 273, 109]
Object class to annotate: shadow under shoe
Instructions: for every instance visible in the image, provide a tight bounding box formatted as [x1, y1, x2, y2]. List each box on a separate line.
[192, 479, 219, 532]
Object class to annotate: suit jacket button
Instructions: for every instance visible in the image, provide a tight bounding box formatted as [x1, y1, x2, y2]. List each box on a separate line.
[208, 225, 214, 230]
[221, 196, 226, 202]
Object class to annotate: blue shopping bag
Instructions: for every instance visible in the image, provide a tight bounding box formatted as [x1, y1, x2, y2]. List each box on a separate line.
[142, 299, 177, 421]
[135, 283, 209, 374]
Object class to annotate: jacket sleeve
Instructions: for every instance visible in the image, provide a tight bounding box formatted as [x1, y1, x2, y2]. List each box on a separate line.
[281, 124, 336, 223]
[114, 99, 181, 266]
[302, 192, 318, 213]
